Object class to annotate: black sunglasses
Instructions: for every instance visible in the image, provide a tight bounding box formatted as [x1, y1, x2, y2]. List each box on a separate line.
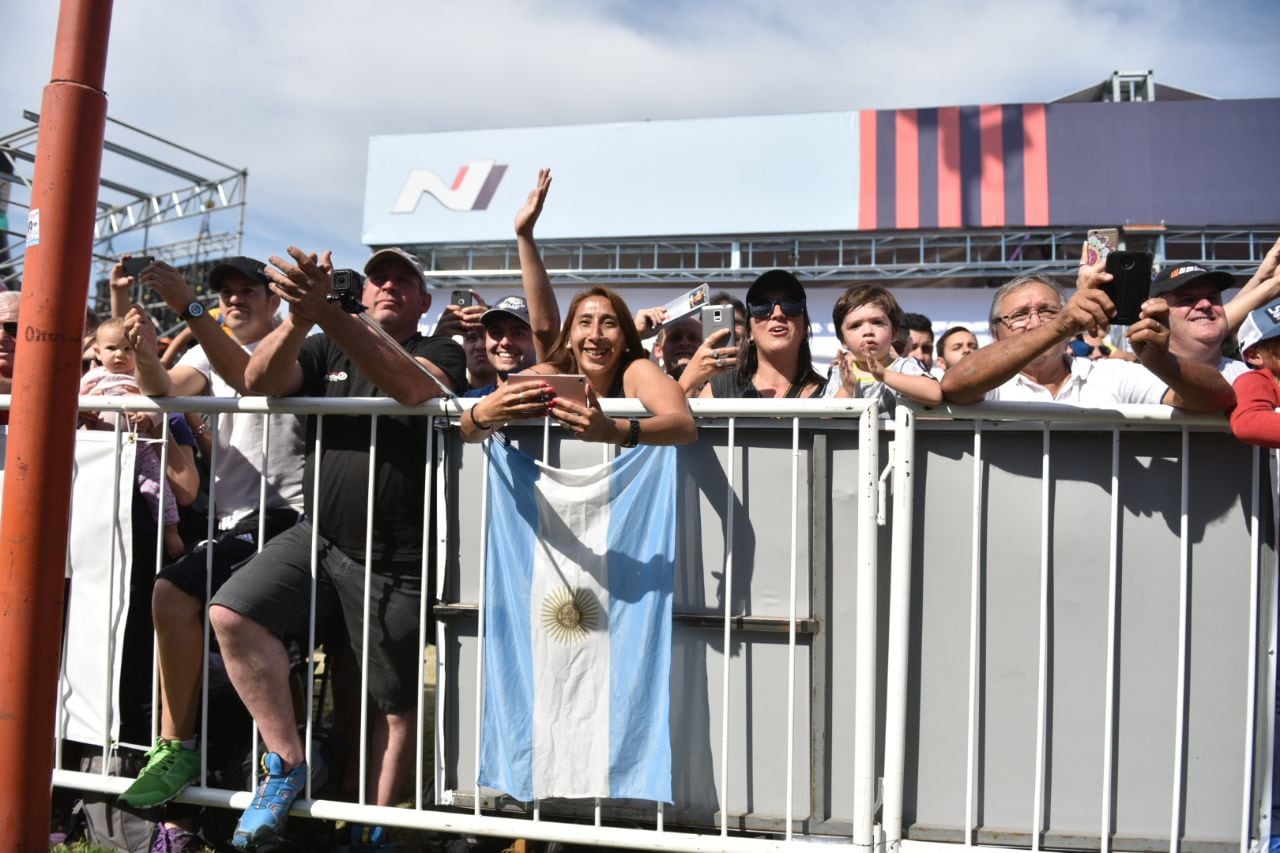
[747, 298, 806, 320]
[0, 322, 17, 337]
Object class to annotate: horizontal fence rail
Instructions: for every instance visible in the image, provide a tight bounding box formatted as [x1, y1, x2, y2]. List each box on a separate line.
[2, 394, 1271, 853]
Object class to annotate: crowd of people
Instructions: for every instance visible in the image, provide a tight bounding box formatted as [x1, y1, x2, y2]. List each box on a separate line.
[8, 167, 1278, 851]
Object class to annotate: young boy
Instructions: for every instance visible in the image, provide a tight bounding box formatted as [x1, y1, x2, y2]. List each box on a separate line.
[1229, 299, 1280, 447]
[824, 284, 942, 408]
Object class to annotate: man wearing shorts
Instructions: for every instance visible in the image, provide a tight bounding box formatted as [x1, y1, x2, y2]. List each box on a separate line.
[208, 247, 465, 849]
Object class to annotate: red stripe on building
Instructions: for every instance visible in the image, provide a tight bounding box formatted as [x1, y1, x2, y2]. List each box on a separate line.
[1022, 103, 1049, 226]
[936, 107, 961, 228]
[979, 104, 1005, 227]
[895, 110, 919, 229]
[859, 110, 878, 230]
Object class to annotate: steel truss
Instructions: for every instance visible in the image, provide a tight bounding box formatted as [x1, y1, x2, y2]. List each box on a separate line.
[406, 226, 1278, 289]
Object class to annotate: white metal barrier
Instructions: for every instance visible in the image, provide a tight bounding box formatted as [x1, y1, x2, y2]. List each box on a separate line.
[17, 394, 1273, 853]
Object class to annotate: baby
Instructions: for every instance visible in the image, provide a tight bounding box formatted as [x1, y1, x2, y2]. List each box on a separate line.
[80, 319, 183, 557]
[825, 285, 942, 409]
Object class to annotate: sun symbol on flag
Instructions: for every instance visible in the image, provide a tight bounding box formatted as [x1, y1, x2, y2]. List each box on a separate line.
[541, 586, 599, 644]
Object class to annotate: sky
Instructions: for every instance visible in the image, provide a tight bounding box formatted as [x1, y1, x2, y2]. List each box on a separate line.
[3, 0, 1278, 277]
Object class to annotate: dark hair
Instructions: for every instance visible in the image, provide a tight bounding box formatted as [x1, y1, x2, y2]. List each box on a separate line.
[937, 326, 973, 352]
[831, 285, 906, 340]
[542, 286, 648, 389]
[736, 303, 817, 389]
[901, 312, 933, 336]
[711, 291, 746, 318]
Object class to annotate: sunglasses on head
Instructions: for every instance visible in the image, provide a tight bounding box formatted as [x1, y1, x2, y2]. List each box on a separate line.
[747, 298, 805, 320]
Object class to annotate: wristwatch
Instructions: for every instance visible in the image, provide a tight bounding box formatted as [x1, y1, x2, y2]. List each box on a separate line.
[180, 301, 205, 321]
[620, 417, 641, 448]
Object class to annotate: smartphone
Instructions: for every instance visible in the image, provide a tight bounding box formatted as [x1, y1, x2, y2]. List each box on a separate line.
[1084, 229, 1119, 266]
[122, 256, 155, 278]
[507, 373, 590, 408]
[450, 289, 474, 308]
[1102, 251, 1154, 326]
[701, 304, 737, 349]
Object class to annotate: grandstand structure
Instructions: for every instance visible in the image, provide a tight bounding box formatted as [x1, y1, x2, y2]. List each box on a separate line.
[362, 72, 1280, 319]
[0, 110, 246, 335]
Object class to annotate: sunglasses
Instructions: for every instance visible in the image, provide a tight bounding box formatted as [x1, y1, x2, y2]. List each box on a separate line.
[0, 322, 17, 337]
[747, 298, 806, 320]
[1069, 339, 1112, 358]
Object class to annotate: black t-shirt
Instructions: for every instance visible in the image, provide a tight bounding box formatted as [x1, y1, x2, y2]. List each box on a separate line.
[296, 332, 466, 562]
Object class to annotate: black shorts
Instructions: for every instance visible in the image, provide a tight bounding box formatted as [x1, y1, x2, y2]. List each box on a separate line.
[209, 518, 428, 713]
[157, 509, 300, 603]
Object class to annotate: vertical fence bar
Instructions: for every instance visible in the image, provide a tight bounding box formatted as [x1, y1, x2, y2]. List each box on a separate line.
[200, 416, 220, 788]
[358, 415, 379, 805]
[882, 405, 917, 845]
[249, 414, 269, 787]
[149, 417, 171, 745]
[473, 441, 493, 816]
[719, 417, 737, 838]
[1260, 456, 1278, 848]
[784, 417, 800, 840]
[101, 416, 124, 775]
[416, 418, 434, 811]
[1032, 425, 1051, 851]
[303, 416, 323, 799]
[1169, 428, 1191, 853]
[1101, 428, 1121, 853]
[1240, 446, 1261, 853]
[434, 418, 450, 806]
[965, 423, 984, 845]
[854, 403, 880, 848]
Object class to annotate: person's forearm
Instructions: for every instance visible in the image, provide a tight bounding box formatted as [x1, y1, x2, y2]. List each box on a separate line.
[165, 443, 200, 507]
[627, 413, 697, 446]
[134, 347, 173, 396]
[1145, 353, 1235, 412]
[1225, 279, 1280, 335]
[245, 316, 311, 396]
[317, 310, 453, 404]
[110, 287, 131, 319]
[518, 234, 559, 359]
[883, 371, 942, 405]
[185, 314, 253, 395]
[941, 326, 1062, 404]
[460, 398, 501, 443]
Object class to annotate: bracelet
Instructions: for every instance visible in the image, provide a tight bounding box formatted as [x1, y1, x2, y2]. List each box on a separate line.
[468, 406, 494, 431]
[193, 422, 210, 436]
[619, 417, 640, 448]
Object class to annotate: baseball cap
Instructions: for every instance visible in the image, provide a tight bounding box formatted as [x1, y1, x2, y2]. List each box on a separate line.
[481, 295, 531, 327]
[364, 247, 428, 293]
[208, 256, 270, 290]
[745, 269, 806, 306]
[1237, 299, 1280, 355]
[1150, 263, 1235, 298]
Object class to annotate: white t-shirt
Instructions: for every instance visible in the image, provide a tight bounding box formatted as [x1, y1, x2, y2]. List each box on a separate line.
[178, 341, 305, 529]
[984, 356, 1168, 406]
[1218, 356, 1249, 383]
[821, 355, 934, 413]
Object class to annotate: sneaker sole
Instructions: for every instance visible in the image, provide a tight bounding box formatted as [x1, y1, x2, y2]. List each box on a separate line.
[117, 774, 196, 809]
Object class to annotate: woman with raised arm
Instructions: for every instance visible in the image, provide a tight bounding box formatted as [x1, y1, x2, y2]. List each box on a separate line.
[683, 268, 825, 399]
[460, 285, 696, 446]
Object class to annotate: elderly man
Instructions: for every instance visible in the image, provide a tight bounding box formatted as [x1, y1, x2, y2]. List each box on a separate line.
[1152, 262, 1248, 381]
[114, 258, 307, 847]
[0, 290, 19, 411]
[207, 246, 465, 849]
[941, 263, 1234, 411]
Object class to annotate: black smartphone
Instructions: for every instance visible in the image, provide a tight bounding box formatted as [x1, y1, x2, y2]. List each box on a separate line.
[122, 256, 155, 278]
[1102, 251, 1154, 326]
[451, 289, 474, 308]
[701, 304, 737, 349]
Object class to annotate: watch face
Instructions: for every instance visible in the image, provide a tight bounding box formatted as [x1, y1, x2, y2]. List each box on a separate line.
[186, 302, 205, 318]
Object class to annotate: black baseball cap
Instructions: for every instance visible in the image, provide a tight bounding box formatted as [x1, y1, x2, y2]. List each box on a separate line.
[209, 256, 270, 290]
[1150, 262, 1235, 298]
[745, 269, 806, 306]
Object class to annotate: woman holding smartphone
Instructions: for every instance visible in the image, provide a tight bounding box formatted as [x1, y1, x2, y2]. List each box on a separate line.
[688, 269, 825, 399]
[460, 285, 696, 446]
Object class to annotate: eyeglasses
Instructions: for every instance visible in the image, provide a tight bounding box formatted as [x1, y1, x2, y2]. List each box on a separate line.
[1069, 339, 1112, 358]
[747, 298, 806, 320]
[0, 322, 17, 337]
[997, 305, 1060, 331]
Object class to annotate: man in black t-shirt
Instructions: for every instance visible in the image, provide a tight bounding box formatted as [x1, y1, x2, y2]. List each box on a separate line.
[209, 246, 464, 849]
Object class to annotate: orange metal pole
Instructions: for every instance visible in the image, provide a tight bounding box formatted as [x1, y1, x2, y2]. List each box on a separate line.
[0, 0, 113, 848]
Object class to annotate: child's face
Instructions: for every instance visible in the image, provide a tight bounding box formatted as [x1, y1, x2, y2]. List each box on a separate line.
[94, 326, 136, 375]
[840, 303, 895, 362]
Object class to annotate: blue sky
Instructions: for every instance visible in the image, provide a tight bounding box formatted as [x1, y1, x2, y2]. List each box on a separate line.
[3, 0, 1277, 272]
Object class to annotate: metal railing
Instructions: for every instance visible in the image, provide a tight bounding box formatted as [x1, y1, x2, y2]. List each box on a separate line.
[16, 394, 1273, 853]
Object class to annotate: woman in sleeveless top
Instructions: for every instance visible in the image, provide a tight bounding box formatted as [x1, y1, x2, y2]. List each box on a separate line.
[460, 285, 696, 446]
[685, 269, 825, 399]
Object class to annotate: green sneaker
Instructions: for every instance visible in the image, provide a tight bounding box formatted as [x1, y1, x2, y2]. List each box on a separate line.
[118, 739, 201, 808]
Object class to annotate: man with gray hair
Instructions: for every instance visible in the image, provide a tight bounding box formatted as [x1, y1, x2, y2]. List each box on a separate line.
[941, 263, 1234, 411]
[0, 290, 19, 405]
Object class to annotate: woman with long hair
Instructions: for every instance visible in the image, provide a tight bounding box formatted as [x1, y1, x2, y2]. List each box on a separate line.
[682, 269, 825, 398]
[461, 285, 696, 446]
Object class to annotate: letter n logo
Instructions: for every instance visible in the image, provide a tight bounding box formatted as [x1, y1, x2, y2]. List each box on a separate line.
[392, 161, 508, 213]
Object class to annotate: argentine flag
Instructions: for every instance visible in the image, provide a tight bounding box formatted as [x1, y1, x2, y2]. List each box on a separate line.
[479, 441, 677, 803]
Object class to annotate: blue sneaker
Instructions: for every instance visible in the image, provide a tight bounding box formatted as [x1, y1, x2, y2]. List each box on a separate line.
[231, 752, 308, 850]
[347, 823, 394, 852]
